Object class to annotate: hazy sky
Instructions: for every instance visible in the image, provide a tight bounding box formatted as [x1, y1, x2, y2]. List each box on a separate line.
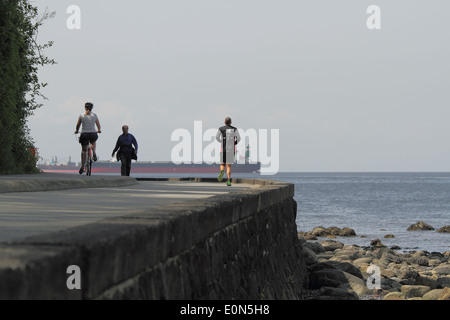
[29, 0, 450, 172]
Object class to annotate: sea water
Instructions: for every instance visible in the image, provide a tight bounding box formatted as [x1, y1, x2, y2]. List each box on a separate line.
[133, 171, 450, 253]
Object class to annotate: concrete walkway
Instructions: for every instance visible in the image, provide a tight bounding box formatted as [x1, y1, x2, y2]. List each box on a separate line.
[0, 173, 256, 243]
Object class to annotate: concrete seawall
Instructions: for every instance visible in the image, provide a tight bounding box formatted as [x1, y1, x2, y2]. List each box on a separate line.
[0, 177, 308, 299]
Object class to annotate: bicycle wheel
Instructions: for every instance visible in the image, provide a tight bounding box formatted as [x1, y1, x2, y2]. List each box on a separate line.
[86, 158, 92, 176]
[86, 147, 93, 176]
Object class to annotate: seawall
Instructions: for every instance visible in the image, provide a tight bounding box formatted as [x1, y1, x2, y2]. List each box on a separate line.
[0, 178, 308, 299]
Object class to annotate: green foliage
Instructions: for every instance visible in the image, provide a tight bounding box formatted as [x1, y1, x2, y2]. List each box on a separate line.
[0, 0, 55, 174]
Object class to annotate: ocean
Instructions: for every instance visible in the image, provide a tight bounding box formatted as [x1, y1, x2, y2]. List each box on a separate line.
[133, 171, 450, 253]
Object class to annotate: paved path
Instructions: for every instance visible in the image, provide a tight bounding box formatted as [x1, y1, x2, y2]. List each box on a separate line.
[0, 174, 256, 243]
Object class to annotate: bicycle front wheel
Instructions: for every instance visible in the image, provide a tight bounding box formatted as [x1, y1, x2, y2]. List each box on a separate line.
[86, 147, 93, 176]
[86, 158, 92, 176]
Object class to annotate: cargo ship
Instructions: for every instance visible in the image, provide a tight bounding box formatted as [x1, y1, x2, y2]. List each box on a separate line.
[38, 146, 260, 174]
[38, 160, 261, 174]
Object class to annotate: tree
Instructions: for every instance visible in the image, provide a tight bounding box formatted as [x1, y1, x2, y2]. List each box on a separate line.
[0, 0, 55, 174]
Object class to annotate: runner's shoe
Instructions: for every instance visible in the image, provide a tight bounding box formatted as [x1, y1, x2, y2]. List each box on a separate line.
[227, 180, 231, 187]
[218, 170, 224, 182]
[79, 167, 84, 174]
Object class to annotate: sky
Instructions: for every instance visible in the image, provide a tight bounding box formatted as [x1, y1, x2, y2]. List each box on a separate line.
[28, 0, 450, 172]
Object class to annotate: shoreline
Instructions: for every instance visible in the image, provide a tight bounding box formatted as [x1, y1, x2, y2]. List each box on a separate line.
[298, 226, 450, 300]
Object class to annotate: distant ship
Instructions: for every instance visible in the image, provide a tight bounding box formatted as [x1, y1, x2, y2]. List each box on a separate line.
[38, 145, 260, 174]
[38, 160, 261, 174]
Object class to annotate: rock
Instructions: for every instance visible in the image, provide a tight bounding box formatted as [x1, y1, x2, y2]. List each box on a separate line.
[422, 289, 444, 300]
[309, 269, 349, 289]
[304, 233, 317, 240]
[316, 253, 334, 261]
[412, 250, 428, 257]
[303, 246, 319, 266]
[339, 227, 356, 237]
[370, 238, 385, 247]
[414, 276, 439, 289]
[432, 263, 450, 276]
[407, 221, 435, 231]
[401, 285, 431, 298]
[437, 276, 450, 288]
[309, 261, 338, 273]
[304, 242, 325, 254]
[383, 292, 405, 300]
[326, 226, 341, 236]
[381, 268, 397, 279]
[384, 234, 395, 238]
[342, 271, 373, 296]
[319, 240, 344, 252]
[438, 287, 450, 300]
[327, 261, 364, 279]
[415, 257, 429, 267]
[314, 286, 358, 300]
[397, 269, 419, 280]
[353, 257, 374, 267]
[437, 225, 450, 233]
[330, 249, 361, 262]
[381, 277, 402, 291]
[428, 259, 442, 267]
[311, 226, 328, 237]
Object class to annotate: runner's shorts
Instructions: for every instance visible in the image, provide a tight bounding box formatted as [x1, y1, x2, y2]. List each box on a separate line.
[220, 151, 235, 165]
[79, 132, 98, 146]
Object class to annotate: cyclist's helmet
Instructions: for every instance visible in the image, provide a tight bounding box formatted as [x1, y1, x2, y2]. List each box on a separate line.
[85, 102, 93, 111]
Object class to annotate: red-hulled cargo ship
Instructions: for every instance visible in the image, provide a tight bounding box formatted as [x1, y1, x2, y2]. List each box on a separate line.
[38, 161, 261, 174]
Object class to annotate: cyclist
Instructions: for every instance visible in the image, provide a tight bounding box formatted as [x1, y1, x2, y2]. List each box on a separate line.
[75, 102, 101, 174]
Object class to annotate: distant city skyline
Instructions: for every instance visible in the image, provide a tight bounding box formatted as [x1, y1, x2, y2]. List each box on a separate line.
[29, 1, 450, 172]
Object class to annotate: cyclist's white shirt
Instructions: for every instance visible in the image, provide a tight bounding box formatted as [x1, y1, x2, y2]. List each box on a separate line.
[78, 112, 98, 133]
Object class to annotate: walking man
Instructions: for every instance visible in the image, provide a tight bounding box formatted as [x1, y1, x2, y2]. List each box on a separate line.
[111, 125, 138, 176]
[216, 117, 241, 186]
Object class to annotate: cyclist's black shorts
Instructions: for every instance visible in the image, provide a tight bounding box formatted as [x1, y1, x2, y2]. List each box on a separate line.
[79, 132, 98, 146]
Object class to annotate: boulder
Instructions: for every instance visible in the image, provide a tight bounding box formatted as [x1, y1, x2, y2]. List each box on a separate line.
[330, 249, 361, 262]
[407, 221, 434, 231]
[309, 269, 349, 289]
[302, 246, 319, 266]
[314, 286, 358, 300]
[326, 226, 341, 236]
[432, 263, 450, 276]
[327, 261, 364, 279]
[397, 268, 419, 280]
[438, 287, 450, 300]
[437, 276, 450, 288]
[342, 271, 373, 296]
[370, 238, 385, 247]
[353, 257, 374, 267]
[339, 227, 356, 237]
[437, 225, 450, 233]
[422, 289, 444, 300]
[401, 285, 431, 298]
[319, 240, 344, 252]
[304, 241, 325, 254]
[383, 292, 405, 300]
[414, 276, 439, 289]
[311, 226, 328, 237]
[381, 277, 402, 291]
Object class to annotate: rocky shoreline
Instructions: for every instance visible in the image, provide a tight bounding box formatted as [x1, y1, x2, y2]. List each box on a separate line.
[298, 225, 450, 300]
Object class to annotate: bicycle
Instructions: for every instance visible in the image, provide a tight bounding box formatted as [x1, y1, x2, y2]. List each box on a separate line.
[75, 132, 99, 176]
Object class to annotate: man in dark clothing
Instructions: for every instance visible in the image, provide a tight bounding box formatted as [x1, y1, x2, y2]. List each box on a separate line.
[216, 117, 241, 186]
[111, 125, 138, 176]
